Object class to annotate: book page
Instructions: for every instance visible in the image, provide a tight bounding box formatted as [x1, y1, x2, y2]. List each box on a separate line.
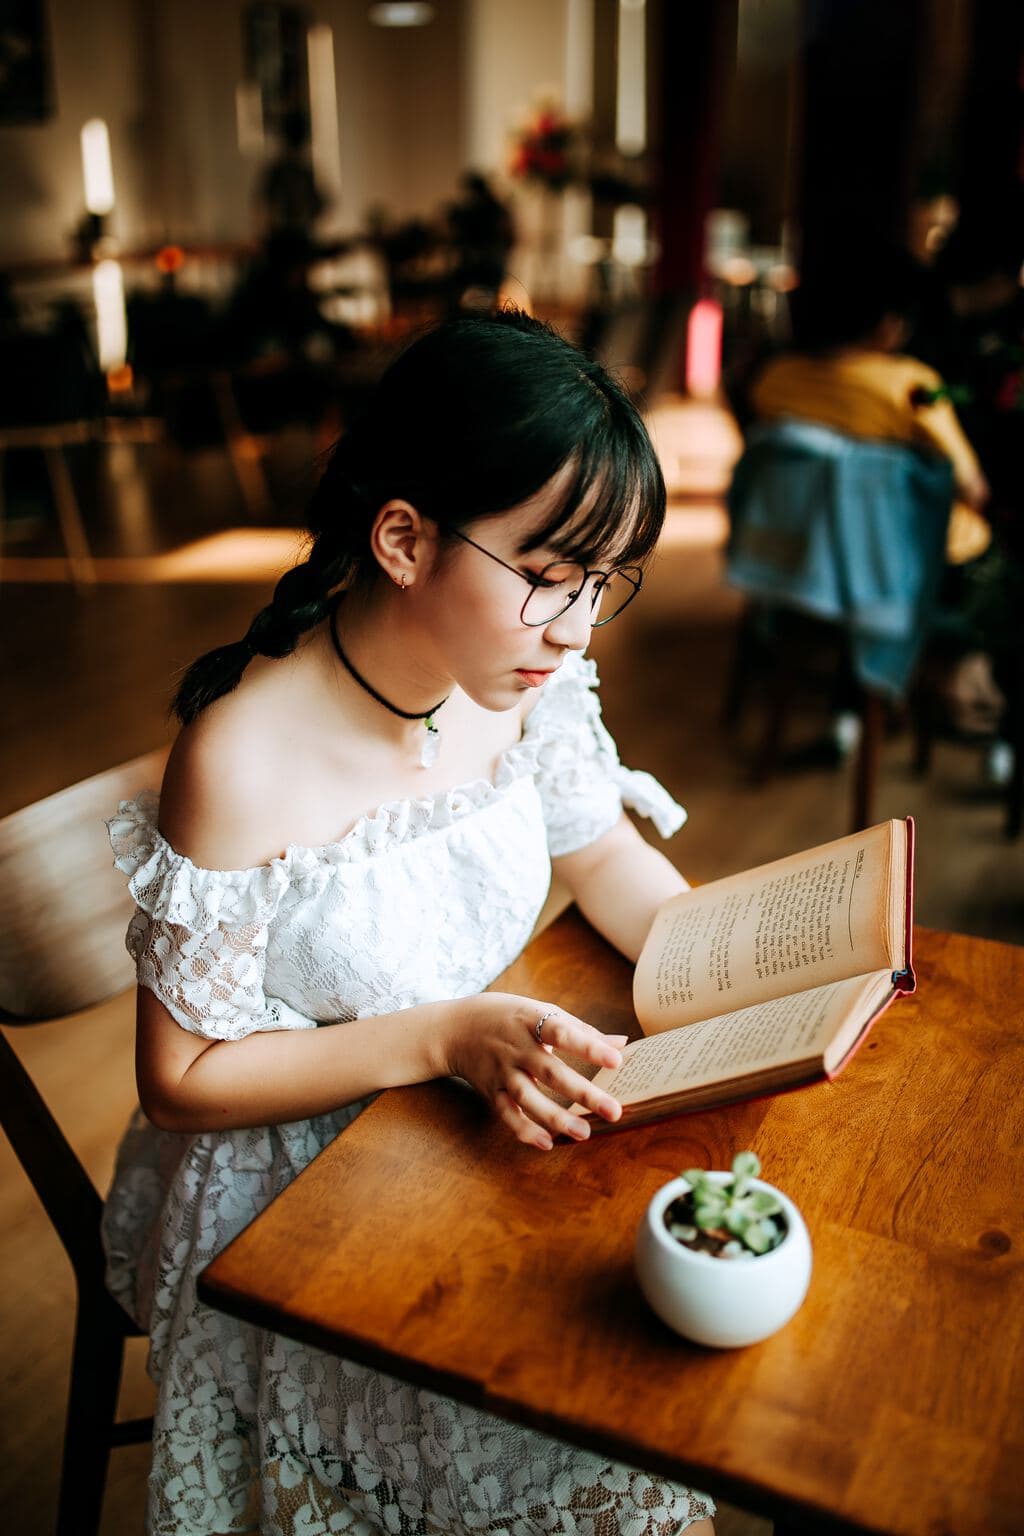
[586, 971, 892, 1108]
[634, 819, 904, 1031]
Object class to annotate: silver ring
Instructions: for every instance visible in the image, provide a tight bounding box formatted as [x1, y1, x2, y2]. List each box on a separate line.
[535, 1010, 557, 1044]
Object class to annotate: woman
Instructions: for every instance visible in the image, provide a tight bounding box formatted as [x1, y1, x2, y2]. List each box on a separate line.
[105, 310, 714, 1535]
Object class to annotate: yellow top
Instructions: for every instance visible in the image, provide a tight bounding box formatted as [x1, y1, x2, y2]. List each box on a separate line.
[752, 350, 981, 488]
[751, 350, 990, 563]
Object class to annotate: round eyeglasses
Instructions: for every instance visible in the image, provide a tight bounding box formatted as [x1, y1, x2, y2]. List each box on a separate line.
[447, 528, 643, 627]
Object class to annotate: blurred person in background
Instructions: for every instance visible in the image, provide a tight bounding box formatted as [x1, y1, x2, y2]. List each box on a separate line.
[747, 245, 1003, 736]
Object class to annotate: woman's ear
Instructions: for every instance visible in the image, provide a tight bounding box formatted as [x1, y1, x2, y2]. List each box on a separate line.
[368, 500, 437, 589]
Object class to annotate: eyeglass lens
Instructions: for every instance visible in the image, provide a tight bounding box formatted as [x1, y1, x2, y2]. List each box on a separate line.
[521, 562, 641, 627]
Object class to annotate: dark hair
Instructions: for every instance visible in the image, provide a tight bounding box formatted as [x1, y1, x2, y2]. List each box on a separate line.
[173, 308, 665, 723]
[936, 204, 1024, 286]
[791, 246, 922, 353]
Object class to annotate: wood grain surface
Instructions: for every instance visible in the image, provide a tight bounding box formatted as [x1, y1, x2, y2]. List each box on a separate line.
[0, 748, 168, 1021]
[199, 912, 1024, 1535]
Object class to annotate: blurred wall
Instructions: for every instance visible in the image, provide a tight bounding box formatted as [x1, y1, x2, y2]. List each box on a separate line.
[720, 0, 799, 248]
[0, 0, 150, 261]
[0, 0, 472, 261]
[330, 0, 465, 236]
[464, 0, 572, 172]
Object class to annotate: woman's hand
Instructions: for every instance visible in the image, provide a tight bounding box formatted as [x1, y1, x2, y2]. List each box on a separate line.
[442, 993, 625, 1150]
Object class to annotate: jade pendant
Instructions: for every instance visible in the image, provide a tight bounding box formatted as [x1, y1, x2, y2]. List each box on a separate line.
[420, 716, 441, 768]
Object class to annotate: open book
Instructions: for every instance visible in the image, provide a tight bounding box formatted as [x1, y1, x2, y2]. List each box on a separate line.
[575, 817, 915, 1130]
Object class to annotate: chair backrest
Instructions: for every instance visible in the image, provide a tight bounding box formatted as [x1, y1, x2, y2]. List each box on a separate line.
[726, 419, 954, 697]
[0, 748, 167, 1288]
[0, 748, 169, 1023]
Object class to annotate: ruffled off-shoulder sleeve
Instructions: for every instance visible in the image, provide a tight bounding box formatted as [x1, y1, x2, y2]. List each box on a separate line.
[523, 652, 686, 858]
[107, 792, 318, 1042]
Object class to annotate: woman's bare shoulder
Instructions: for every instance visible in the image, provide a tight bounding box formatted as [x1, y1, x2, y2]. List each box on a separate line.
[159, 667, 302, 870]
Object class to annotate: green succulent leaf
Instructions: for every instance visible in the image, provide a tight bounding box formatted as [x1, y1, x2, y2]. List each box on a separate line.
[743, 1221, 774, 1254]
[679, 1152, 784, 1255]
[694, 1201, 725, 1230]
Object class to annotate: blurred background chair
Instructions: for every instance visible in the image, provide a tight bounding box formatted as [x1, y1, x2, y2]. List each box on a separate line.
[723, 418, 954, 830]
[0, 306, 106, 589]
[0, 747, 167, 1536]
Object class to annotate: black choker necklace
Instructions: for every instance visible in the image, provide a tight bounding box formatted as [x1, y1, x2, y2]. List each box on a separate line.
[329, 608, 449, 767]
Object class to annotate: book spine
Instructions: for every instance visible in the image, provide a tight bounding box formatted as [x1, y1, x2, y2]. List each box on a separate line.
[902, 815, 916, 989]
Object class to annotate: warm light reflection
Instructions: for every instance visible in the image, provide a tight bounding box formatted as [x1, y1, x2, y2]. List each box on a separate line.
[81, 118, 115, 215]
[155, 245, 185, 275]
[368, 3, 435, 24]
[565, 0, 594, 116]
[307, 24, 342, 204]
[568, 234, 606, 266]
[686, 299, 723, 398]
[497, 276, 533, 314]
[92, 260, 127, 370]
[659, 505, 730, 549]
[1, 529, 303, 586]
[612, 203, 647, 267]
[616, 0, 647, 155]
[235, 80, 265, 158]
[719, 254, 758, 286]
[106, 363, 134, 394]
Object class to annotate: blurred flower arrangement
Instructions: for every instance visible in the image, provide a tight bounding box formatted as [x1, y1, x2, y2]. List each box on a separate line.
[508, 97, 584, 191]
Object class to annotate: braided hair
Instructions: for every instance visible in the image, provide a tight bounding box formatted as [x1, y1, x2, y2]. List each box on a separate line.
[172, 308, 664, 724]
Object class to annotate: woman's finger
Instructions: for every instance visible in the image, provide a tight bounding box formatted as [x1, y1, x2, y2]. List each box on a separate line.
[492, 1088, 553, 1151]
[529, 1009, 624, 1069]
[505, 1071, 595, 1142]
[527, 1049, 623, 1123]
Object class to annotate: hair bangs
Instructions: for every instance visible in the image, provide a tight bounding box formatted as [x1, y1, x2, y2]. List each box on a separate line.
[516, 413, 665, 570]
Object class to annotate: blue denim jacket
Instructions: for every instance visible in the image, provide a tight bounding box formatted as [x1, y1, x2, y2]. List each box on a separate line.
[726, 418, 953, 697]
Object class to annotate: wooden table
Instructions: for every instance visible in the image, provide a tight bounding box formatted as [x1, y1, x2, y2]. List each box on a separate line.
[199, 911, 1024, 1535]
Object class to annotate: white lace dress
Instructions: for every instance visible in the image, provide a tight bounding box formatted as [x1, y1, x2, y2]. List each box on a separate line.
[103, 652, 714, 1536]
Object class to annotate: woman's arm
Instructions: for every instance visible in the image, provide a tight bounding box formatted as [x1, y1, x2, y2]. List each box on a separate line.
[138, 986, 623, 1147]
[141, 699, 624, 1148]
[137, 982, 443, 1130]
[552, 813, 689, 963]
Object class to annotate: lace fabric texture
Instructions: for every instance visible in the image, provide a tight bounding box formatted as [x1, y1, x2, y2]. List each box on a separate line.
[102, 652, 709, 1535]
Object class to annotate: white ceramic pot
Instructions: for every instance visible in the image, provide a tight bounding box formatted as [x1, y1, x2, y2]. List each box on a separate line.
[635, 1172, 812, 1348]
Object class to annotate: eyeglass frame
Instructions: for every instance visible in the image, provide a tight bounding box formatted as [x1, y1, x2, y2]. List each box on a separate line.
[443, 526, 644, 628]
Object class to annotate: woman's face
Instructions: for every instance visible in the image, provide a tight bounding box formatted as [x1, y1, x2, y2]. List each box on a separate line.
[414, 466, 618, 713]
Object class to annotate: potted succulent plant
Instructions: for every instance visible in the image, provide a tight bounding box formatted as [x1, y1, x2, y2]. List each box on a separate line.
[634, 1152, 812, 1348]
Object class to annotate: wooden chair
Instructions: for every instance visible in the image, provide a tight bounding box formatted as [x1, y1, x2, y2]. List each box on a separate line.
[722, 602, 888, 833]
[0, 319, 106, 591]
[0, 747, 168, 1536]
[724, 421, 954, 832]
[910, 646, 1024, 842]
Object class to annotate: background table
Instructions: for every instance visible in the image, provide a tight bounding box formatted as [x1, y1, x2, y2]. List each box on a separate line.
[200, 912, 1024, 1535]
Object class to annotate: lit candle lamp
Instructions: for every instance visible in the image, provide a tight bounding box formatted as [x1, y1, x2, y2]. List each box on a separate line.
[92, 259, 127, 372]
[307, 25, 342, 204]
[81, 118, 115, 217]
